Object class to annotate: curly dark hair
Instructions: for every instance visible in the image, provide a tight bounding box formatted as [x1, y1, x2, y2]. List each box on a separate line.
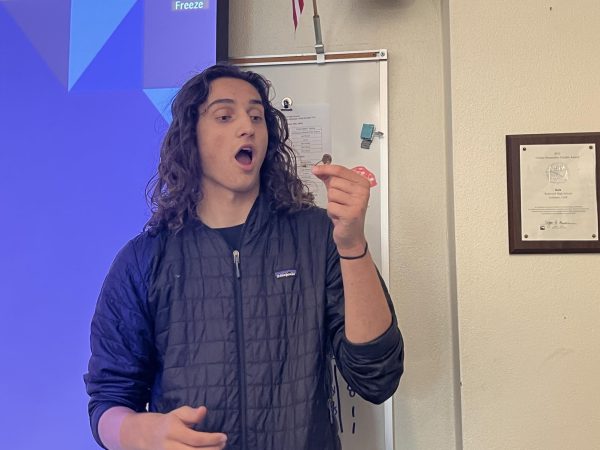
[145, 64, 314, 232]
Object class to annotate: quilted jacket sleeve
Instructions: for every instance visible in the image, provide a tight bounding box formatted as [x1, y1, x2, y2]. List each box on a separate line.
[84, 235, 156, 448]
[325, 224, 404, 405]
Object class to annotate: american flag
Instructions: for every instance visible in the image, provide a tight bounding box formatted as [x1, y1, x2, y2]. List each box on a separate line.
[292, 0, 305, 29]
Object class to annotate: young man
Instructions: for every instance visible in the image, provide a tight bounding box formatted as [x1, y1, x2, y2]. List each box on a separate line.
[85, 64, 404, 450]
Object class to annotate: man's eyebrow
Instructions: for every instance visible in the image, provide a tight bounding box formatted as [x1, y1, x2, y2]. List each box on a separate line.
[204, 98, 264, 110]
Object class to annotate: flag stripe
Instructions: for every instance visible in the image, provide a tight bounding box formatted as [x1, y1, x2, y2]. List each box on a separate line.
[292, 0, 298, 29]
[292, 0, 304, 29]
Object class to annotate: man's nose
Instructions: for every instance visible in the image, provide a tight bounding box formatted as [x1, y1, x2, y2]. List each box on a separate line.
[237, 114, 255, 137]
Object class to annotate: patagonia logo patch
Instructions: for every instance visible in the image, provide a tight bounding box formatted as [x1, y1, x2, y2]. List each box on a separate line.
[275, 269, 297, 279]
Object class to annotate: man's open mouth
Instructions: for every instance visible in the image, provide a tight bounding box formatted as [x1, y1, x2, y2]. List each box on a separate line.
[235, 147, 253, 165]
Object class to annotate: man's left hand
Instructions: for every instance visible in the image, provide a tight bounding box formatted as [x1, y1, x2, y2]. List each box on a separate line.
[312, 163, 370, 255]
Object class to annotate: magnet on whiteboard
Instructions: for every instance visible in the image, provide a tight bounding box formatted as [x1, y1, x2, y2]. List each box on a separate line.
[281, 97, 293, 110]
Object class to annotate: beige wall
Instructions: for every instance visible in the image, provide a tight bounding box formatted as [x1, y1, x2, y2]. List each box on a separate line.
[230, 0, 600, 449]
[449, 1, 600, 449]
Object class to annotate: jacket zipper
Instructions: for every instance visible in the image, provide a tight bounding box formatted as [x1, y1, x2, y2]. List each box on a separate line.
[232, 249, 247, 449]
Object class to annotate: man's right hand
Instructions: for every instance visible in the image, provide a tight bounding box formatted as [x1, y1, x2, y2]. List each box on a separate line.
[99, 405, 228, 450]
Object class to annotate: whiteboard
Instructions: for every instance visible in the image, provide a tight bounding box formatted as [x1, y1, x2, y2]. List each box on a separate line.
[235, 50, 392, 450]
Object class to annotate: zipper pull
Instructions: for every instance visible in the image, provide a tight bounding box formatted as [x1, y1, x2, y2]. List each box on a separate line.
[233, 250, 241, 278]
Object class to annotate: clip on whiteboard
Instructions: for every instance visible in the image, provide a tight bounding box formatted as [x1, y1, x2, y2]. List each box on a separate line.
[281, 97, 293, 111]
[360, 123, 383, 149]
[360, 125, 374, 149]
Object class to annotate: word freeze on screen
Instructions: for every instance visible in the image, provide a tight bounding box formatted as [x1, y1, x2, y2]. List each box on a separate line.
[172, 1, 208, 11]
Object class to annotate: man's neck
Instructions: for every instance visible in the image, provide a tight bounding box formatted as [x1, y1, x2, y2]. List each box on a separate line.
[196, 190, 258, 229]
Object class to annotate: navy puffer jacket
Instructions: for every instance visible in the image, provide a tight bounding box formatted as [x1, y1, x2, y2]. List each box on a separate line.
[85, 195, 404, 450]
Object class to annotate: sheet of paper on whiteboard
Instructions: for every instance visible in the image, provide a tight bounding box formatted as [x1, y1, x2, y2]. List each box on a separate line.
[282, 104, 331, 206]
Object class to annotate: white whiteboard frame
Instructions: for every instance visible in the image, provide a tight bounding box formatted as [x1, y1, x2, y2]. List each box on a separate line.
[233, 50, 393, 450]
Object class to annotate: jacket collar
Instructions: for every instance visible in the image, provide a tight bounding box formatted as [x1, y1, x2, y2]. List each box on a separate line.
[242, 193, 273, 242]
[190, 193, 275, 243]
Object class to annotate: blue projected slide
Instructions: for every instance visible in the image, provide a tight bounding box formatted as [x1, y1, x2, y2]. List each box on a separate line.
[0, 1, 221, 448]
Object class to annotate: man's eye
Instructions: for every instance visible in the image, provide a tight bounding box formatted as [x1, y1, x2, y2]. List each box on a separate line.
[216, 115, 231, 122]
[251, 115, 264, 122]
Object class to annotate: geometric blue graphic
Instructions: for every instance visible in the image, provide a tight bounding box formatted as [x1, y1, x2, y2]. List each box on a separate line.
[143, 88, 181, 124]
[69, 0, 137, 90]
[143, 1, 216, 89]
[2, 0, 71, 88]
[70, 0, 143, 92]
